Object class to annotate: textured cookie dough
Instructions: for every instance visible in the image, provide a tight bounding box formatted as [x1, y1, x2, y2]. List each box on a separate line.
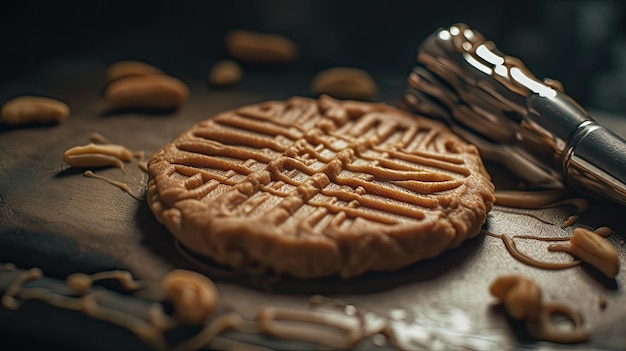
[147, 95, 495, 278]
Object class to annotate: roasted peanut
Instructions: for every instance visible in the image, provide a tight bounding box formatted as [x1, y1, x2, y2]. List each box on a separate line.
[225, 30, 298, 64]
[1, 96, 69, 125]
[105, 75, 188, 111]
[489, 274, 542, 320]
[311, 67, 377, 101]
[105, 60, 163, 85]
[548, 227, 619, 278]
[63, 143, 133, 169]
[162, 269, 219, 325]
[209, 59, 243, 87]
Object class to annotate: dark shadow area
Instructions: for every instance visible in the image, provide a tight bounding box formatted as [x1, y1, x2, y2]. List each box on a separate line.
[54, 167, 93, 178]
[134, 200, 200, 272]
[0, 121, 63, 132]
[487, 304, 536, 344]
[2, 1, 626, 113]
[99, 107, 181, 117]
[0, 228, 126, 282]
[170, 233, 485, 295]
[580, 264, 620, 291]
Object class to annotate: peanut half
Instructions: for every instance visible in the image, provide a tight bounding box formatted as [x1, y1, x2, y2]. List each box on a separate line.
[63, 143, 133, 169]
[105, 60, 163, 85]
[548, 227, 619, 278]
[225, 30, 298, 64]
[1, 96, 70, 125]
[311, 67, 377, 101]
[105, 75, 189, 111]
[489, 274, 542, 320]
[209, 59, 243, 87]
[161, 269, 219, 325]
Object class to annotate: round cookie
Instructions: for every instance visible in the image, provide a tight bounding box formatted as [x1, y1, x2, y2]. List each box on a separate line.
[147, 95, 495, 278]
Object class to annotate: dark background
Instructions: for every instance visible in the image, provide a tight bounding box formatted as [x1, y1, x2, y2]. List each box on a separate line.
[1, 0, 626, 113]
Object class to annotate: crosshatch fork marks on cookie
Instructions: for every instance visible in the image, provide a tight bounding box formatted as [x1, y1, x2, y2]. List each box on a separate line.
[147, 95, 495, 278]
[172, 100, 470, 219]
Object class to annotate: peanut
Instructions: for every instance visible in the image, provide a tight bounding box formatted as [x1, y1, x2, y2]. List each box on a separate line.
[105, 60, 163, 85]
[209, 59, 243, 87]
[1, 96, 69, 125]
[162, 269, 219, 325]
[105, 75, 188, 111]
[548, 227, 619, 278]
[311, 67, 377, 101]
[64, 143, 132, 169]
[225, 30, 298, 64]
[489, 274, 542, 320]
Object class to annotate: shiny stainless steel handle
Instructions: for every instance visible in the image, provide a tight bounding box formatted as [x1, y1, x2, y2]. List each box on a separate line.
[563, 121, 626, 204]
[404, 23, 626, 206]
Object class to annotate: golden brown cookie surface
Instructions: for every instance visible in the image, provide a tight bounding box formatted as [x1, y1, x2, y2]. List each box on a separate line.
[147, 95, 495, 278]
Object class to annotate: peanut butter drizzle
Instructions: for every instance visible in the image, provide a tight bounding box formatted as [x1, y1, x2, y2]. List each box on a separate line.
[1, 266, 175, 350]
[1, 267, 43, 309]
[67, 270, 144, 293]
[483, 231, 581, 270]
[494, 190, 589, 228]
[83, 170, 144, 200]
[171, 305, 394, 351]
[494, 189, 567, 209]
[495, 190, 591, 214]
[492, 207, 554, 225]
[258, 307, 362, 349]
[7, 261, 594, 350]
[512, 235, 570, 242]
[562, 215, 578, 228]
[132, 151, 149, 173]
